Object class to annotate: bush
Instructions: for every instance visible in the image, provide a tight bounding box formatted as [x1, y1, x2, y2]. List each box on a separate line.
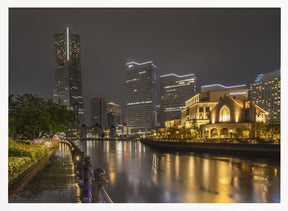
[8, 157, 32, 181]
[8, 139, 56, 182]
[9, 141, 48, 161]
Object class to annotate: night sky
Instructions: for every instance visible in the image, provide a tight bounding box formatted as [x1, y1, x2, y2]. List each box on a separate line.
[9, 8, 280, 125]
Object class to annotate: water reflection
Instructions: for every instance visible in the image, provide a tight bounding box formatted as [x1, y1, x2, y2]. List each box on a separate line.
[75, 140, 279, 203]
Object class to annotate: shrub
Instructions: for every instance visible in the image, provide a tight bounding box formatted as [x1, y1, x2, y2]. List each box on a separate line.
[8, 157, 32, 181]
[9, 141, 48, 161]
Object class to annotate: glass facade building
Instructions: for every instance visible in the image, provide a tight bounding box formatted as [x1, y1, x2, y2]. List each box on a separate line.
[90, 98, 108, 130]
[107, 102, 123, 129]
[53, 27, 84, 128]
[159, 73, 196, 127]
[249, 69, 280, 123]
[125, 61, 157, 134]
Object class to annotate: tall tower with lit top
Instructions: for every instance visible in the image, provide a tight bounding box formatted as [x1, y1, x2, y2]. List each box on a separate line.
[53, 27, 84, 129]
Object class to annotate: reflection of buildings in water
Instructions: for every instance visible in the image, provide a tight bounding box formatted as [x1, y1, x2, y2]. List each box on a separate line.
[174, 155, 180, 181]
[151, 153, 159, 185]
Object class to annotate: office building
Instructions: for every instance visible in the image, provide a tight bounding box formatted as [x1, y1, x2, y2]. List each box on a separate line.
[159, 73, 196, 127]
[53, 27, 84, 129]
[107, 102, 123, 128]
[125, 61, 157, 134]
[249, 70, 280, 123]
[90, 98, 107, 130]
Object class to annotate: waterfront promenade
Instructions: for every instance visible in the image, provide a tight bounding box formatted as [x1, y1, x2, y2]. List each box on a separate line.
[9, 143, 81, 203]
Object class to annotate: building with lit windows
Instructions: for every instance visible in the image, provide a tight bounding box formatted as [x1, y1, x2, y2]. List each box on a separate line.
[200, 96, 267, 139]
[159, 73, 196, 127]
[181, 84, 267, 138]
[249, 70, 280, 123]
[90, 98, 107, 130]
[199, 97, 267, 139]
[53, 27, 84, 131]
[181, 84, 249, 128]
[107, 102, 123, 135]
[125, 61, 157, 134]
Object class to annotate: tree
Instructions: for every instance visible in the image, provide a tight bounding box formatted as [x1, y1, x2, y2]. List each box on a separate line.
[46, 102, 75, 137]
[263, 121, 280, 140]
[9, 94, 75, 139]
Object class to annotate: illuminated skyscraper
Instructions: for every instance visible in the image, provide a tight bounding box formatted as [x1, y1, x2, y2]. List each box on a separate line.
[159, 73, 196, 127]
[125, 61, 157, 134]
[249, 69, 280, 122]
[53, 27, 84, 129]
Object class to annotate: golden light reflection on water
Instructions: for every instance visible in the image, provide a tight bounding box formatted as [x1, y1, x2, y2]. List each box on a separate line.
[75, 140, 280, 203]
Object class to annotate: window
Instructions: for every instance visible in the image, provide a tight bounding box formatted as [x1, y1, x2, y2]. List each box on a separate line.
[199, 107, 203, 112]
[205, 106, 210, 112]
[245, 101, 251, 108]
[219, 106, 230, 122]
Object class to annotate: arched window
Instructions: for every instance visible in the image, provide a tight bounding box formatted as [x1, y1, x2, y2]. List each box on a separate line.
[210, 128, 218, 138]
[219, 106, 230, 122]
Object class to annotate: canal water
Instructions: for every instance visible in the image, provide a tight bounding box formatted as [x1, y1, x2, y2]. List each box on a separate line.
[75, 140, 280, 203]
[10, 140, 280, 203]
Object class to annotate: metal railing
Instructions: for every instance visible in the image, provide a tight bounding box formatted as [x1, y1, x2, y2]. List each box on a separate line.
[60, 139, 113, 203]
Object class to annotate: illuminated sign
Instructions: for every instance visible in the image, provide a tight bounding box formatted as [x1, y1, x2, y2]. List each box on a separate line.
[126, 101, 152, 105]
[229, 92, 247, 95]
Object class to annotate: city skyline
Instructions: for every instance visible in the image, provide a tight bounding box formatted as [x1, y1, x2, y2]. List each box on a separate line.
[9, 8, 280, 123]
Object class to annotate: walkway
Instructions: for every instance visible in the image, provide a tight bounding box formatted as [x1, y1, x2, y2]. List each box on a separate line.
[10, 143, 81, 203]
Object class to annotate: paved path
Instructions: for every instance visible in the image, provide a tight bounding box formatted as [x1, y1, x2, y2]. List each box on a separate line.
[10, 143, 81, 203]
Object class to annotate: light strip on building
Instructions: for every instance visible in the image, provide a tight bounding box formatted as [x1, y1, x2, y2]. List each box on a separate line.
[229, 92, 247, 95]
[201, 84, 247, 89]
[126, 61, 157, 68]
[160, 73, 195, 78]
[66, 27, 69, 61]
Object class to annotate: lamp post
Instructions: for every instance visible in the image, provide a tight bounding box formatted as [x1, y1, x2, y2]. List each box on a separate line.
[205, 128, 208, 141]
[229, 129, 232, 139]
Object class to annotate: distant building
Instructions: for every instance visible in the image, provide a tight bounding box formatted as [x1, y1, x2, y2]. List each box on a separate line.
[182, 85, 249, 128]
[200, 96, 267, 139]
[249, 70, 280, 123]
[90, 98, 107, 130]
[201, 84, 247, 92]
[165, 118, 181, 128]
[53, 27, 84, 131]
[125, 61, 157, 134]
[107, 102, 123, 135]
[159, 73, 196, 127]
[181, 85, 267, 138]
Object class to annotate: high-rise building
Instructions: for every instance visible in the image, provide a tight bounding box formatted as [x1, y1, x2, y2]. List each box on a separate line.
[90, 98, 107, 130]
[159, 73, 196, 127]
[125, 61, 157, 134]
[249, 69, 280, 122]
[107, 102, 122, 129]
[53, 27, 84, 129]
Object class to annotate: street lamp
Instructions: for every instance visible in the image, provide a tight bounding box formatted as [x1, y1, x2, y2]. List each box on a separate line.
[229, 129, 232, 139]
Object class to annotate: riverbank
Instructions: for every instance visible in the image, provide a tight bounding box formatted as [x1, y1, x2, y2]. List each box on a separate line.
[141, 139, 280, 160]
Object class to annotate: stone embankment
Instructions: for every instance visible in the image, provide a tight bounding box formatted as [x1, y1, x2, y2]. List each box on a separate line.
[141, 139, 280, 159]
